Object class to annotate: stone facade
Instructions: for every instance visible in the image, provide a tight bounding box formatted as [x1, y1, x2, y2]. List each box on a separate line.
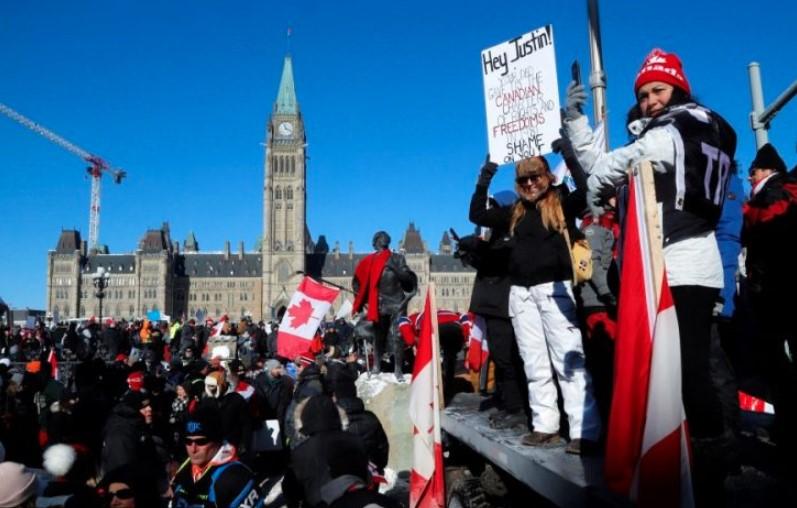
[46, 55, 474, 322]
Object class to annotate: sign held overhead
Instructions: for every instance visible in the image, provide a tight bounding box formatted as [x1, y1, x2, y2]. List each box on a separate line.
[482, 25, 561, 164]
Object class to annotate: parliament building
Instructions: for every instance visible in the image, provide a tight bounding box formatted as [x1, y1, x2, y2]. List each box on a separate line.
[46, 56, 475, 322]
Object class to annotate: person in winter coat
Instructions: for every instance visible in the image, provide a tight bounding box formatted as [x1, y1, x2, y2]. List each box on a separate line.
[201, 371, 252, 460]
[252, 359, 294, 431]
[170, 406, 261, 508]
[283, 356, 324, 449]
[456, 193, 528, 430]
[330, 367, 389, 473]
[469, 154, 600, 454]
[320, 433, 400, 508]
[289, 394, 365, 508]
[563, 48, 738, 501]
[102, 320, 128, 361]
[100, 392, 160, 478]
[742, 142, 797, 490]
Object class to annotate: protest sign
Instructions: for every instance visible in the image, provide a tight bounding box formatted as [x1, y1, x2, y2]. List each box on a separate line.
[482, 25, 561, 163]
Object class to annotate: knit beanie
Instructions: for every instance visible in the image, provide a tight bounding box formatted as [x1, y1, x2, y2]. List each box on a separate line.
[204, 370, 227, 397]
[126, 371, 144, 392]
[331, 368, 359, 400]
[750, 143, 787, 173]
[0, 462, 38, 507]
[43, 443, 77, 478]
[185, 405, 223, 442]
[301, 394, 342, 435]
[634, 48, 691, 95]
[264, 359, 282, 378]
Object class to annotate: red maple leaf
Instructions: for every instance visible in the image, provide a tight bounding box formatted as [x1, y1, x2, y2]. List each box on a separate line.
[287, 299, 314, 328]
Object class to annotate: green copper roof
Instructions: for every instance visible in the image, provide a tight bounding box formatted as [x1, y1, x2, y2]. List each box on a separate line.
[275, 55, 298, 114]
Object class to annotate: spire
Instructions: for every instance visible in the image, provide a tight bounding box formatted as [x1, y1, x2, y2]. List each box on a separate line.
[184, 231, 198, 253]
[275, 55, 298, 114]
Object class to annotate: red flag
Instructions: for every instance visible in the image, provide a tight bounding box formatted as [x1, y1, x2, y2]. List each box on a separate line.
[605, 168, 693, 506]
[47, 347, 59, 380]
[209, 315, 227, 338]
[408, 290, 445, 508]
[462, 312, 489, 372]
[277, 276, 340, 360]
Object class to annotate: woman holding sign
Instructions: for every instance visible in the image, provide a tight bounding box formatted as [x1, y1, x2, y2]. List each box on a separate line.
[563, 49, 738, 500]
[469, 154, 601, 455]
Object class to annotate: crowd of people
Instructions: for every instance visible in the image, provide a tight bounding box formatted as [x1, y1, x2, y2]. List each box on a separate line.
[1, 46, 796, 508]
[0, 315, 399, 507]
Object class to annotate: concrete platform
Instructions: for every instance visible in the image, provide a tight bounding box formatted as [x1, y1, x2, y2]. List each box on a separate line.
[442, 393, 628, 507]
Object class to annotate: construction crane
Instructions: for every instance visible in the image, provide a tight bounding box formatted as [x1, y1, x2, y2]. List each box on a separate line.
[0, 102, 126, 251]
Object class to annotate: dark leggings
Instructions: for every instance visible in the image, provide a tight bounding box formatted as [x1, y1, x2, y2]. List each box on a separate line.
[671, 285, 725, 438]
[485, 316, 527, 413]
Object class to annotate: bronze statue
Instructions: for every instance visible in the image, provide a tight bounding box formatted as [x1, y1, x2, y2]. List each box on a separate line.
[352, 231, 417, 380]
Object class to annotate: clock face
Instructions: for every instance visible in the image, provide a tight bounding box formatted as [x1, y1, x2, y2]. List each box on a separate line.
[278, 121, 294, 137]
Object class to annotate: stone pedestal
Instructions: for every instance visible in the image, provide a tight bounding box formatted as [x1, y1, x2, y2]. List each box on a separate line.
[356, 373, 413, 473]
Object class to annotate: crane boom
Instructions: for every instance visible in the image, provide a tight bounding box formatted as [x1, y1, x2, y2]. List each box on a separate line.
[0, 103, 94, 161]
[0, 101, 126, 250]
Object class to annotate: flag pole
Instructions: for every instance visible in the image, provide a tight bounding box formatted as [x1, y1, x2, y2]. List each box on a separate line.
[634, 161, 664, 301]
[428, 282, 445, 411]
[587, 0, 610, 152]
[293, 270, 355, 294]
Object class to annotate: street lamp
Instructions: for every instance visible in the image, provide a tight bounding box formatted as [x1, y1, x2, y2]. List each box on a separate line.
[92, 266, 110, 323]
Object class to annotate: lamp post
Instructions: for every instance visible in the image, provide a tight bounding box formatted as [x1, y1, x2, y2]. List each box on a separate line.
[92, 266, 110, 323]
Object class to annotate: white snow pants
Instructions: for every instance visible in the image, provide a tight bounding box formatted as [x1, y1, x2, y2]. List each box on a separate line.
[509, 281, 601, 440]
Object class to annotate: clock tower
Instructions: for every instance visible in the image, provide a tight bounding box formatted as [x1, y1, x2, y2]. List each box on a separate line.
[263, 54, 307, 317]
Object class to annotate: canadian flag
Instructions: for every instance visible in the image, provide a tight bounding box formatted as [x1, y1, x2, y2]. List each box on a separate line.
[277, 276, 340, 361]
[461, 312, 489, 372]
[408, 288, 445, 508]
[605, 167, 693, 506]
[209, 315, 227, 338]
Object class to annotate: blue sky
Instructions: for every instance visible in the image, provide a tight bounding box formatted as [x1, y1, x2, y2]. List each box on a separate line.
[2, 0, 796, 309]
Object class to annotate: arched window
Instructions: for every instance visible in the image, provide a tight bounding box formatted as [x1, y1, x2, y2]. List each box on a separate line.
[129, 305, 134, 317]
[290, 157, 295, 174]
[63, 305, 70, 317]
[286, 186, 293, 200]
[275, 186, 282, 200]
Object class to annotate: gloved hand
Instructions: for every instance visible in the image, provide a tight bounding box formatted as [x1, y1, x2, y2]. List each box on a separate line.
[477, 154, 498, 187]
[598, 292, 617, 308]
[587, 189, 604, 218]
[551, 135, 575, 160]
[455, 234, 481, 254]
[564, 80, 587, 121]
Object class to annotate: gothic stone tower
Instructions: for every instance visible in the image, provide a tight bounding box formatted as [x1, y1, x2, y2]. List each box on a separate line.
[262, 55, 307, 317]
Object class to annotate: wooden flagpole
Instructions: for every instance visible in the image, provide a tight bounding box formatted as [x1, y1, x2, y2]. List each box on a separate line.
[428, 282, 445, 410]
[634, 161, 665, 303]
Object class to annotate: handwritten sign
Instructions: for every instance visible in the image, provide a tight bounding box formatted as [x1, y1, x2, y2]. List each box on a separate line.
[482, 25, 561, 164]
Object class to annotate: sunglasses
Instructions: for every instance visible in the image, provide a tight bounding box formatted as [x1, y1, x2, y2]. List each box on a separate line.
[516, 174, 544, 185]
[107, 488, 135, 500]
[184, 437, 211, 447]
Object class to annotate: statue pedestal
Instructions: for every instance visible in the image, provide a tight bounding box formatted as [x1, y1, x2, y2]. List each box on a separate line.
[356, 372, 413, 473]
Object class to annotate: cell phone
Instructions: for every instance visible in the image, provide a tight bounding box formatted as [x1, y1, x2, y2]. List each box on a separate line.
[449, 228, 460, 242]
[571, 60, 581, 85]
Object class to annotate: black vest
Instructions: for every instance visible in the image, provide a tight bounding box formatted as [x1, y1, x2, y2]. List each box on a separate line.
[641, 104, 737, 244]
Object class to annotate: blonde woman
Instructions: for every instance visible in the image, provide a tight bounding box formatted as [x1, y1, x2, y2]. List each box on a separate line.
[469, 155, 600, 454]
